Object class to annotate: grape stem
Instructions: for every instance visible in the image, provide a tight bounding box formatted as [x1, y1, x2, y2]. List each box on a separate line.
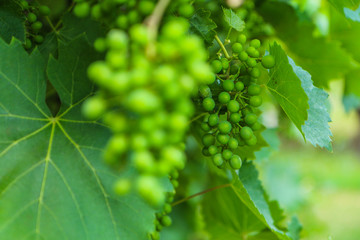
[215, 35, 231, 59]
[145, 0, 171, 41]
[188, 112, 208, 124]
[172, 183, 231, 207]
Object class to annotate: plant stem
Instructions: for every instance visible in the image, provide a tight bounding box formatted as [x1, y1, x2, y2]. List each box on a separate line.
[145, 0, 171, 41]
[215, 35, 231, 59]
[172, 183, 231, 207]
[188, 112, 207, 124]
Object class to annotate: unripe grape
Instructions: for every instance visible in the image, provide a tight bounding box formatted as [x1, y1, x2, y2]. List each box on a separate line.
[126, 89, 161, 114]
[212, 153, 224, 167]
[248, 84, 261, 95]
[161, 147, 186, 170]
[116, 15, 128, 29]
[237, 34, 247, 44]
[250, 68, 260, 78]
[31, 21, 43, 32]
[239, 51, 248, 61]
[82, 96, 106, 120]
[262, 55, 275, 69]
[218, 121, 232, 134]
[114, 178, 131, 195]
[20, 0, 28, 9]
[211, 60, 222, 73]
[202, 147, 211, 156]
[178, 3, 194, 18]
[154, 65, 176, 85]
[208, 114, 219, 126]
[27, 13, 37, 23]
[91, 4, 102, 19]
[34, 35, 44, 43]
[240, 126, 253, 140]
[107, 30, 128, 50]
[74, 2, 89, 18]
[24, 39, 32, 49]
[235, 81, 245, 91]
[218, 92, 231, 104]
[223, 80, 234, 91]
[199, 85, 212, 98]
[202, 97, 215, 111]
[230, 155, 242, 169]
[137, 176, 165, 207]
[128, 10, 140, 24]
[138, 0, 155, 15]
[130, 24, 149, 45]
[246, 135, 257, 146]
[202, 134, 215, 147]
[217, 134, 230, 145]
[107, 134, 128, 155]
[190, 62, 215, 85]
[230, 113, 241, 123]
[94, 38, 107, 52]
[208, 145, 218, 155]
[246, 58, 257, 67]
[162, 19, 188, 40]
[250, 39, 261, 48]
[228, 138, 239, 149]
[221, 58, 230, 70]
[201, 122, 211, 132]
[249, 96, 262, 107]
[39, 5, 51, 16]
[247, 47, 258, 58]
[251, 122, 262, 131]
[232, 43, 243, 54]
[245, 113, 257, 125]
[227, 100, 240, 113]
[222, 149, 233, 160]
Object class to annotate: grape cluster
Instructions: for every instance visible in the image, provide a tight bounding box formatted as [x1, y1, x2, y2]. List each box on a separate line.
[73, 0, 157, 29]
[83, 19, 214, 208]
[18, 0, 50, 49]
[199, 34, 275, 169]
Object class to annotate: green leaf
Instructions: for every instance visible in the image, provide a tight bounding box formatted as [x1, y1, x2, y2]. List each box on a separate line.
[268, 42, 332, 150]
[0, 38, 156, 239]
[0, 0, 26, 43]
[222, 8, 245, 32]
[189, 9, 217, 45]
[328, 0, 360, 21]
[260, 2, 356, 88]
[343, 69, 360, 111]
[287, 217, 302, 240]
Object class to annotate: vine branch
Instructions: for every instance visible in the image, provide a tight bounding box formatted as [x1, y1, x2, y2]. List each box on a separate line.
[145, 0, 171, 40]
[172, 183, 231, 207]
[215, 35, 231, 59]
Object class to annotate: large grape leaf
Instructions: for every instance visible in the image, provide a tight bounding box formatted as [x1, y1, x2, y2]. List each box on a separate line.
[222, 8, 245, 32]
[0, 37, 156, 239]
[202, 161, 294, 240]
[268, 42, 332, 150]
[260, 2, 356, 88]
[0, 0, 26, 43]
[189, 9, 217, 45]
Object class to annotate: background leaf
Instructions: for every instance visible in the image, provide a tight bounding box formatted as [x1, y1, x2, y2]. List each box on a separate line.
[189, 9, 217, 45]
[0, 0, 26, 43]
[223, 8, 245, 32]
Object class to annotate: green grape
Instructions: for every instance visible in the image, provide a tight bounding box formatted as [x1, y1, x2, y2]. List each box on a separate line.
[130, 24, 149, 45]
[74, 2, 89, 18]
[94, 38, 107, 52]
[202, 147, 210, 156]
[248, 84, 261, 95]
[82, 96, 106, 120]
[114, 178, 131, 195]
[208, 114, 219, 126]
[212, 153, 224, 167]
[246, 135, 257, 146]
[201, 122, 211, 131]
[262, 55, 275, 69]
[171, 179, 179, 188]
[116, 15, 128, 29]
[190, 62, 216, 85]
[20, 0, 29, 9]
[218, 92, 231, 104]
[245, 113, 257, 125]
[202, 134, 215, 147]
[199, 85, 212, 98]
[221, 58, 230, 70]
[107, 134, 128, 155]
[162, 19, 188, 39]
[235, 81, 245, 91]
[222, 149, 233, 160]
[164, 203, 172, 214]
[230, 64, 240, 75]
[31, 21, 43, 31]
[27, 13, 37, 23]
[34, 35, 44, 43]
[24, 38, 32, 49]
[126, 89, 161, 114]
[211, 60, 222, 73]
[208, 145, 218, 155]
[240, 126, 253, 140]
[241, 107, 252, 116]
[128, 10, 140, 24]
[217, 134, 230, 145]
[249, 96, 262, 107]
[223, 80, 234, 91]
[247, 47, 259, 58]
[250, 67, 260, 78]
[227, 100, 240, 113]
[250, 39, 261, 48]
[91, 4, 102, 19]
[230, 113, 241, 123]
[137, 176, 165, 207]
[202, 97, 215, 111]
[230, 155, 242, 169]
[228, 138, 239, 149]
[139, 0, 155, 15]
[251, 122, 262, 131]
[218, 121, 232, 134]
[237, 34, 247, 44]
[178, 3, 194, 18]
[39, 5, 50, 16]
[232, 43, 243, 54]
[239, 51, 248, 61]
[151, 231, 160, 240]
[107, 29, 128, 50]
[246, 58, 257, 67]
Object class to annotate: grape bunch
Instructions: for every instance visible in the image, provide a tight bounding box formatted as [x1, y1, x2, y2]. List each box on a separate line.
[83, 19, 214, 207]
[199, 33, 275, 169]
[18, 0, 50, 49]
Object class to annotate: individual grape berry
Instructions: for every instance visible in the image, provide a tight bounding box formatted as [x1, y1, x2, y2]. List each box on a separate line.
[208, 145, 218, 155]
[248, 84, 261, 95]
[249, 96, 262, 107]
[171, 179, 179, 188]
[114, 178, 131, 195]
[230, 113, 241, 123]
[245, 113, 257, 125]
[24, 39, 32, 49]
[130, 24, 149, 45]
[164, 203, 172, 214]
[212, 153, 224, 167]
[232, 43, 243, 54]
[223, 80, 234, 91]
[208, 114, 219, 127]
[107, 29, 128, 50]
[240, 126, 253, 140]
[230, 64, 240, 75]
[262, 55, 275, 69]
[27, 13, 37, 23]
[201, 122, 211, 132]
[34, 35, 44, 43]
[199, 85, 212, 98]
[82, 96, 106, 120]
[211, 60, 222, 73]
[127, 89, 161, 113]
[217, 134, 230, 145]
[250, 68, 260, 78]
[221, 58, 230, 70]
[94, 38, 107, 52]
[31, 21, 43, 31]
[237, 34, 247, 44]
[74, 2, 90, 18]
[107, 134, 128, 155]
[178, 3, 194, 18]
[222, 149, 233, 160]
[202, 134, 215, 147]
[228, 138, 239, 149]
[160, 215, 172, 227]
[218, 92, 231, 104]
[246, 135, 257, 146]
[91, 4, 102, 19]
[138, 0, 155, 15]
[239, 51, 248, 61]
[202, 97, 215, 111]
[246, 58, 257, 67]
[20, 0, 29, 9]
[230, 155, 242, 169]
[251, 122, 262, 131]
[242, 107, 252, 116]
[246, 47, 257, 57]
[250, 39, 261, 48]
[227, 100, 240, 113]
[202, 147, 211, 156]
[116, 15, 128, 29]
[235, 81, 245, 91]
[218, 121, 232, 134]
[39, 5, 51, 16]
